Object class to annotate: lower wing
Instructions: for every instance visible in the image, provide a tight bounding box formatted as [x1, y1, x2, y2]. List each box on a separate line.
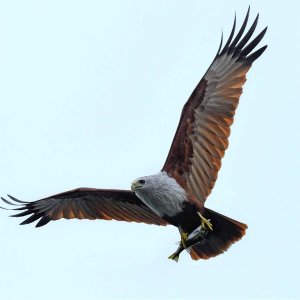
[1, 188, 168, 227]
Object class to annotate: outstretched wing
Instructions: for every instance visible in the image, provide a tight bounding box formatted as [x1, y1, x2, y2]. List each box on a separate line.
[162, 8, 267, 204]
[1, 188, 168, 227]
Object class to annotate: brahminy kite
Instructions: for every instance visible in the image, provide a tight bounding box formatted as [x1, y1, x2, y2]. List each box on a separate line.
[1, 8, 267, 261]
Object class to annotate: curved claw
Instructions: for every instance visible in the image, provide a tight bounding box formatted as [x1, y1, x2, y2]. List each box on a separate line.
[180, 232, 189, 248]
[197, 212, 213, 231]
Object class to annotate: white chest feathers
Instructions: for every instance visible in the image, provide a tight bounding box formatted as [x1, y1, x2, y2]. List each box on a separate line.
[134, 172, 187, 217]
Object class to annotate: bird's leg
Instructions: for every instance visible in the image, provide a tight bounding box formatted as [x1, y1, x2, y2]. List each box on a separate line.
[197, 212, 213, 231]
[180, 231, 189, 248]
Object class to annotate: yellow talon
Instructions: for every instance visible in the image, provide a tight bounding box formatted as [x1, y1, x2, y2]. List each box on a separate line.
[180, 232, 189, 248]
[197, 212, 213, 231]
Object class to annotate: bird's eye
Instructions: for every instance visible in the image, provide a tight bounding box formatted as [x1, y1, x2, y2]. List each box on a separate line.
[139, 180, 145, 184]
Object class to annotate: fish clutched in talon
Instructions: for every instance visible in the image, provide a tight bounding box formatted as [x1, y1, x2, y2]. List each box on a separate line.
[168, 224, 209, 262]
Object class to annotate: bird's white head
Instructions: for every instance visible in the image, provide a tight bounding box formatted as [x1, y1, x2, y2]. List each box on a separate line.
[131, 172, 186, 201]
[130, 172, 187, 217]
[131, 174, 162, 193]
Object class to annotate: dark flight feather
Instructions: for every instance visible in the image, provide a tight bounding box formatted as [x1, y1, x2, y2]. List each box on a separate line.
[1, 188, 168, 227]
[162, 8, 267, 205]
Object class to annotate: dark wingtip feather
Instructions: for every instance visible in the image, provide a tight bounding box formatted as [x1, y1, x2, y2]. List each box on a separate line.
[1, 197, 19, 206]
[247, 45, 268, 62]
[214, 8, 267, 66]
[7, 194, 29, 204]
[230, 6, 250, 49]
[240, 26, 268, 57]
[19, 213, 43, 225]
[217, 31, 223, 56]
[36, 216, 51, 227]
[0, 205, 10, 210]
[236, 13, 259, 51]
[220, 13, 236, 56]
[10, 210, 33, 218]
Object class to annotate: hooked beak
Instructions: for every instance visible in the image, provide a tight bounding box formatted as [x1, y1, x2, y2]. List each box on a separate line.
[131, 180, 142, 192]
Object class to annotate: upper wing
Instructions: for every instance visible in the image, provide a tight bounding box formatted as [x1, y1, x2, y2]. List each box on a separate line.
[162, 9, 267, 204]
[0, 188, 168, 227]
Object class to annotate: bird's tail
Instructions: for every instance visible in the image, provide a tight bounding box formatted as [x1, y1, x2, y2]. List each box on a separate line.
[189, 208, 247, 260]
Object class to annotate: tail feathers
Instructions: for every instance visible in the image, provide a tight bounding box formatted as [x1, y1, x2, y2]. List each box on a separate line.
[190, 208, 247, 260]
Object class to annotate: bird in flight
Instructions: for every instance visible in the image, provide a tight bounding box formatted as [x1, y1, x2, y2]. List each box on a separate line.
[1, 8, 267, 261]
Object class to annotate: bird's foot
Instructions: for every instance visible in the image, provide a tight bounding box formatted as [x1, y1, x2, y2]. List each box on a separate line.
[197, 212, 213, 231]
[180, 232, 189, 248]
[168, 252, 180, 262]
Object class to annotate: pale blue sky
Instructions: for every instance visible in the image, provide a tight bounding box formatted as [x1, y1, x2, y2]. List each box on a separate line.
[0, 1, 299, 299]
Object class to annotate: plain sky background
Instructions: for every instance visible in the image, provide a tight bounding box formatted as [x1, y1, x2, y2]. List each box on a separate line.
[0, 1, 299, 299]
